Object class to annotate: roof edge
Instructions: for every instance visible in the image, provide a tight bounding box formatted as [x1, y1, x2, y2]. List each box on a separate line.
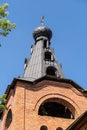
[66, 111, 87, 130]
[5, 75, 87, 96]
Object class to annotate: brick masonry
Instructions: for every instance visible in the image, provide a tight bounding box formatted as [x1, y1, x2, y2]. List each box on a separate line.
[1, 79, 87, 130]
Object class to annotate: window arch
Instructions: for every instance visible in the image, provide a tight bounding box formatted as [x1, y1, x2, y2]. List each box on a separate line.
[38, 98, 74, 119]
[40, 125, 48, 130]
[44, 51, 51, 61]
[56, 127, 63, 130]
[46, 66, 57, 76]
[5, 109, 12, 129]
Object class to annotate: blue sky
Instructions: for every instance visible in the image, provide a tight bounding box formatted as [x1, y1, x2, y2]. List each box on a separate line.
[0, 0, 87, 95]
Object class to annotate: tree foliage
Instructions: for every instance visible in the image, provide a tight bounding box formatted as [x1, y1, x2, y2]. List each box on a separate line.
[0, 3, 15, 112]
[0, 3, 16, 37]
[0, 94, 7, 111]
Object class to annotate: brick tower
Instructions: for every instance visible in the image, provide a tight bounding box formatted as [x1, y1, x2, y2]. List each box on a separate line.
[0, 24, 87, 130]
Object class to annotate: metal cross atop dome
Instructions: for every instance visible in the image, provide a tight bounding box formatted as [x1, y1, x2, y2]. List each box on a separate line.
[41, 16, 45, 26]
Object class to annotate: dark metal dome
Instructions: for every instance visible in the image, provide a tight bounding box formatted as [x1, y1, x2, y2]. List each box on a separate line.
[33, 26, 52, 40]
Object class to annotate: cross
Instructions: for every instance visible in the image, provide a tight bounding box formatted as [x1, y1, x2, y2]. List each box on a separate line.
[41, 16, 45, 26]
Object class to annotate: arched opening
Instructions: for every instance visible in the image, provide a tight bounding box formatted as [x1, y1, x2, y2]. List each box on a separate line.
[46, 66, 57, 76]
[40, 125, 48, 130]
[56, 127, 63, 130]
[45, 51, 51, 61]
[38, 99, 74, 119]
[43, 40, 47, 48]
[5, 109, 12, 129]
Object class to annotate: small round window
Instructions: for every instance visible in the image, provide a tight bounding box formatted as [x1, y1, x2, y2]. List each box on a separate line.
[40, 125, 48, 130]
[56, 127, 63, 130]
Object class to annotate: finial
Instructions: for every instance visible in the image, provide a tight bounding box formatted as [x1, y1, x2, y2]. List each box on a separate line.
[41, 16, 44, 26]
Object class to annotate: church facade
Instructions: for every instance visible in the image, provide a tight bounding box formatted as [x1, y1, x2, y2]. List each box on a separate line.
[0, 24, 87, 130]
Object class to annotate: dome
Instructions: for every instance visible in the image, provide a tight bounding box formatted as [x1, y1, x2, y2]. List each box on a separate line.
[33, 26, 52, 40]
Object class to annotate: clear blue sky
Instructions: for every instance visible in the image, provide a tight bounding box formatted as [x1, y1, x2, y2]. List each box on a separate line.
[0, 0, 87, 95]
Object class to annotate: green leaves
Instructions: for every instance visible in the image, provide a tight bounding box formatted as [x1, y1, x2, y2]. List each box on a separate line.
[0, 3, 15, 112]
[0, 94, 7, 111]
[0, 104, 7, 111]
[0, 3, 8, 18]
[0, 18, 15, 36]
[0, 3, 16, 37]
[0, 94, 6, 104]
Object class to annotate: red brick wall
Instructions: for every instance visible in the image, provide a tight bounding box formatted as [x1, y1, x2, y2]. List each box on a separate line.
[1, 79, 87, 130]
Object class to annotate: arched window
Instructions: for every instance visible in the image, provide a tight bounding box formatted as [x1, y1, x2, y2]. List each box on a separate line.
[56, 127, 63, 130]
[40, 125, 48, 130]
[45, 51, 51, 61]
[46, 66, 57, 76]
[5, 109, 12, 129]
[43, 40, 47, 48]
[38, 99, 74, 119]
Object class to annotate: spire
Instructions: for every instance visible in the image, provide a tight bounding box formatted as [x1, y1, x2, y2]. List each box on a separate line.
[21, 24, 64, 81]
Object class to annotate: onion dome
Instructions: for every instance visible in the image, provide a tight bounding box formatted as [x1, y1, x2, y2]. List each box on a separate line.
[33, 26, 52, 40]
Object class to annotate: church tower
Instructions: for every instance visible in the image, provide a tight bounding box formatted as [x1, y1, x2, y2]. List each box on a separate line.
[0, 23, 87, 130]
[23, 25, 64, 81]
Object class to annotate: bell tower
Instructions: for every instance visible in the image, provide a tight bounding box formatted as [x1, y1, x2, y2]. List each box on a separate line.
[0, 23, 87, 130]
[23, 25, 64, 81]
